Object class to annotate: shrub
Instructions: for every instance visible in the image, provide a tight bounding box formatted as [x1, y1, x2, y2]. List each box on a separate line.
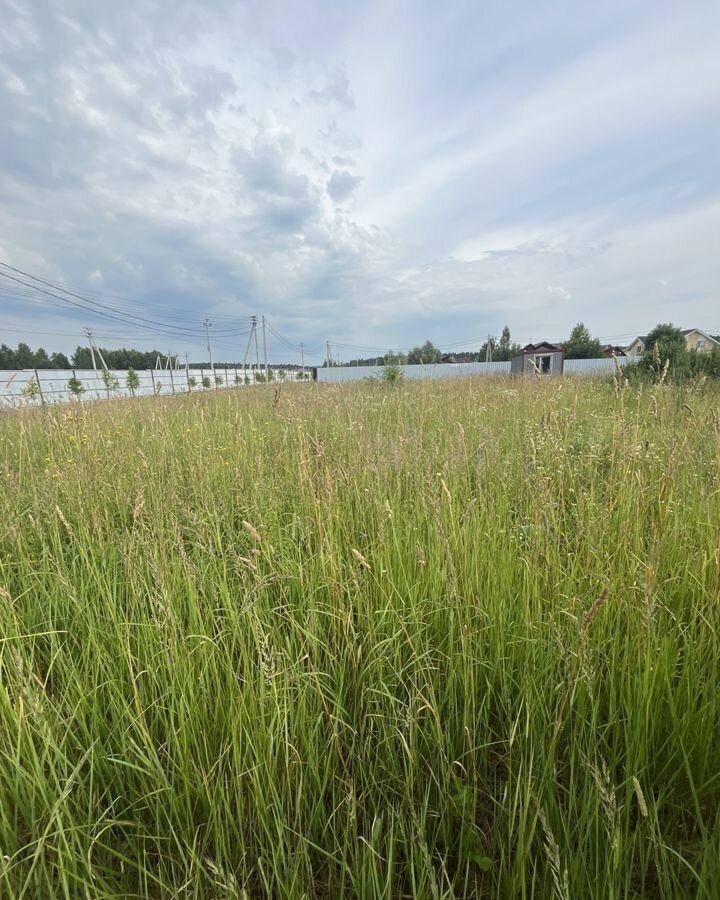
[126, 368, 140, 396]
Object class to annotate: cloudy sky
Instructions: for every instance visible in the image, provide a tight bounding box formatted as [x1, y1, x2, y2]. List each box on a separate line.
[1, 0, 719, 363]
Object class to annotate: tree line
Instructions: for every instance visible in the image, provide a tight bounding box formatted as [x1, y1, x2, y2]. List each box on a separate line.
[0, 344, 175, 370]
[332, 323, 606, 367]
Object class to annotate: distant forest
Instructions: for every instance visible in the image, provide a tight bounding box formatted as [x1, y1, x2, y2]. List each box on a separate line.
[0, 343, 300, 370]
[0, 343, 171, 370]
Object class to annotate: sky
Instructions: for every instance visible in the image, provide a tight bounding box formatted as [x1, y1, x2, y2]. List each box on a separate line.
[1, 0, 719, 364]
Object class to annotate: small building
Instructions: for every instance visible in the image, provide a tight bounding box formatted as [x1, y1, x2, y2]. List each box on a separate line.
[511, 342, 564, 376]
[602, 345, 627, 357]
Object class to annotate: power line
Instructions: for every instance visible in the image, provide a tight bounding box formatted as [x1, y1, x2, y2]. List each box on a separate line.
[0, 261, 253, 336]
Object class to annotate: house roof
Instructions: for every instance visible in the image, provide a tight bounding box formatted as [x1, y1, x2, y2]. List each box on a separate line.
[682, 328, 719, 343]
[519, 341, 562, 353]
[630, 329, 718, 348]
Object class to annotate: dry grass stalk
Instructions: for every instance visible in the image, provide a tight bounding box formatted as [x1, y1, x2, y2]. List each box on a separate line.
[242, 520, 261, 543]
[583, 588, 609, 626]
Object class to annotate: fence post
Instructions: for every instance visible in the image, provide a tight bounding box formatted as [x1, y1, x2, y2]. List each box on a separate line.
[150, 369, 156, 396]
[34, 370, 46, 406]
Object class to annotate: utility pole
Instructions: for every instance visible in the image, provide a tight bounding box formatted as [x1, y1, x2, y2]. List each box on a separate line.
[262, 315, 269, 381]
[485, 334, 493, 363]
[252, 316, 260, 376]
[300, 342, 305, 378]
[185, 352, 190, 373]
[326, 341, 332, 367]
[85, 328, 97, 370]
[203, 318, 214, 376]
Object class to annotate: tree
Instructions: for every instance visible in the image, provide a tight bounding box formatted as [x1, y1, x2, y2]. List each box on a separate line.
[126, 368, 140, 396]
[50, 352, 71, 368]
[381, 363, 404, 385]
[563, 323, 603, 359]
[34, 347, 52, 368]
[101, 367, 120, 396]
[0, 344, 16, 368]
[67, 376, 85, 400]
[496, 325, 521, 361]
[640, 324, 688, 374]
[15, 343, 35, 368]
[407, 340, 442, 365]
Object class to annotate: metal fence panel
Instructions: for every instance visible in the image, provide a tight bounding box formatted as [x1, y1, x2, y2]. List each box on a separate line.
[317, 361, 512, 383]
[564, 357, 632, 374]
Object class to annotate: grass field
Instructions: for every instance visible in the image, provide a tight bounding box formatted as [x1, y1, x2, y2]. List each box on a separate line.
[0, 377, 719, 899]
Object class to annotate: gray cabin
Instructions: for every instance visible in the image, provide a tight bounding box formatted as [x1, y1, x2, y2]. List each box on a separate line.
[511, 342, 564, 376]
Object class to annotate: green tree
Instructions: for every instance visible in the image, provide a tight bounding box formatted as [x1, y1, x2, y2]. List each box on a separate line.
[563, 323, 603, 359]
[0, 344, 16, 369]
[15, 342, 34, 368]
[407, 341, 442, 365]
[67, 376, 85, 399]
[640, 324, 688, 375]
[126, 368, 140, 396]
[493, 325, 521, 361]
[50, 352, 71, 368]
[101, 368, 120, 396]
[381, 363, 404, 385]
[33, 347, 52, 368]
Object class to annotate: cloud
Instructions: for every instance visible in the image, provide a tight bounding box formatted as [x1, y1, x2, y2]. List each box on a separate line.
[546, 285, 572, 302]
[308, 67, 355, 108]
[1, 0, 719, 361]
[327, 170, 362, 202]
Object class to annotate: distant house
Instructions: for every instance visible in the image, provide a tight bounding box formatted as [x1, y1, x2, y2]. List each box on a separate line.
[626, 329, 719, 356]
[683, 329, 719, 353]
[626, 335, 648, 357]
[511, 342, 564, 375]
[602, 345, 627, 357]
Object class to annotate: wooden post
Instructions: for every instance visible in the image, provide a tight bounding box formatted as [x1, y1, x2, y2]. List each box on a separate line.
[34, 370, 46, 406]
[150, 368, 156, 396]
[169, 365, 176, 394]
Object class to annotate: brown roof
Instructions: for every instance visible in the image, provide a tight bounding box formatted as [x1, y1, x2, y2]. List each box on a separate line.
[520, 342, 563, 353]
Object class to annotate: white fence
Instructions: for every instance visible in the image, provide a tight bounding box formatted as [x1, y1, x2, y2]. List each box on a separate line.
[1, 367, 305, 407]
[317, 356, 632, 383]
[317, 361, 512, 382]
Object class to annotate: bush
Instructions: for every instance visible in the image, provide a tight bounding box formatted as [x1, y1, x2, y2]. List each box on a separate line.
[381, 363, 404, 385]
[67, 376, 84, 399]
[126, 368, 140, 396]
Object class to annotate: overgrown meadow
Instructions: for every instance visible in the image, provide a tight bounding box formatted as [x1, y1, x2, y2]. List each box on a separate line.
[0, 378, 718, 899]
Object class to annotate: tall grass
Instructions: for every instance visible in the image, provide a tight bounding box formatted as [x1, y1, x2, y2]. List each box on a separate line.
[0, 377, 718, 898]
